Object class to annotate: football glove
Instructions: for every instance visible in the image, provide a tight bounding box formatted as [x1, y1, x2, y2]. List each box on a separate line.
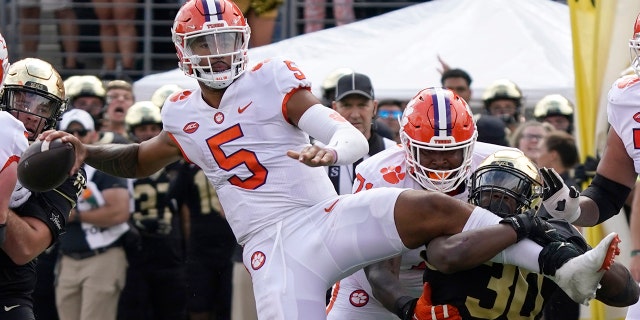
[10, 182, 31, 209]
[540, 168, 581, 223]
[499, 212, 535, 242]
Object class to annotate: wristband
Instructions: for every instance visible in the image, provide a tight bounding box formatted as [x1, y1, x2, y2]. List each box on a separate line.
[631, 249, 640, 257]
[394, 296, 416, 320]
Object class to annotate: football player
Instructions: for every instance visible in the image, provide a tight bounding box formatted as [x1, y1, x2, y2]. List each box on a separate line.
[0, 56, 85, 319]
[404, 150, 637, 319]
[535, 11, 640, 319]
[44, 1, 620, 318]
[327, 86, 511, 320]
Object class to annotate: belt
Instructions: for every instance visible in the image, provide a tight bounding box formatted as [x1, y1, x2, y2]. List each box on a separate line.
[65, 246, 112, 260]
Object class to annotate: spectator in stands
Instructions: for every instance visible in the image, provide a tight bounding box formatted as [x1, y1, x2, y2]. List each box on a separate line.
[150, 84, 183, 109]
[327, 72, 396, 194]
[482, 79, 526, 135]
[92, 0, 138, 79]
[55, 109, 131, 320]
[510, 120, 553, 165]
[63, 75, 106, 131]
[320, 67, 353, 106]
[233, 0, 283, 47]
[375, 99, 403, 143]
[304, 0, 354, 33]
[19, 0, 80, 70]
[440, 68, 472, 104]
[100, 80, 135, 143]
[536, 130, 580, 189]
[534, 94, 575, 135]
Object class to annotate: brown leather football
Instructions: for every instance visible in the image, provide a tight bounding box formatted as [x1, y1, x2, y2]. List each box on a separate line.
[17, 139, 75, 192]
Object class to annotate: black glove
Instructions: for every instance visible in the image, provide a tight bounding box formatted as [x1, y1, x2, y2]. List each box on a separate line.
[540, 168, 581, 222]
[529, 217, 590, 252]
[395, 296, 418, 320]
[499, 212, 535, 242]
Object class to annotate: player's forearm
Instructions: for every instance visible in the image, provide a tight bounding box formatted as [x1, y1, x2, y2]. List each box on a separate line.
[364, 257, 406, 313]
[85, 144, 140, 178]
[2, 212, 51, 265]
[596, 262, 640, 307]
[426, 226, 517, 274]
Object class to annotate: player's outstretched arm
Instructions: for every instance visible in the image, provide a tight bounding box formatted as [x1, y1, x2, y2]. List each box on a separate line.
[42, 130, 182, 179]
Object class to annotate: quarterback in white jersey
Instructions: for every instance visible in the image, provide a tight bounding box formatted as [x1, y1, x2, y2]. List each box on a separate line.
[44, 1, 622, 318]
[326, 86, 513, 320]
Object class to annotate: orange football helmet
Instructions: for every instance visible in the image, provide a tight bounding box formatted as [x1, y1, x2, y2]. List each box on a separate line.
[0, 33, 8, 88]
[172, 0, 250, 89]
[399, 87, 477, 192]
[630, 12, 640, 77]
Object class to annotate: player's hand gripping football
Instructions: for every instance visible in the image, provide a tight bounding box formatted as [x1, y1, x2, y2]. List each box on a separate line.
[409, 283, 461, 320]
[286, 144, 337, 167]
[39, 129, 88, 176]
[540, 168, 581, 223]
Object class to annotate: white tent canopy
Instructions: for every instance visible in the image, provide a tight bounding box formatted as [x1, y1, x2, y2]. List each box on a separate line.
[134, 0, 574, 108]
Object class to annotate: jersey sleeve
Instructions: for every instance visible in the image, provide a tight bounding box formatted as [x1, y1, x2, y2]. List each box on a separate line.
[607, 75, 640, 173]
[0, 112, 28, 172]
[252, 57, 313, 96]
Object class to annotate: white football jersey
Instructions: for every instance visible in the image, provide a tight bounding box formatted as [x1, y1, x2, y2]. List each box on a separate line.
[162, 58, 337, 244]
[327, 141, 514, 319]
[608, 74, 640, 174]
[0, 111, 28, 172]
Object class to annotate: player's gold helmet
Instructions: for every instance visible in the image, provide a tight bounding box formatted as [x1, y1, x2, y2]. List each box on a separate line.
[468, 149, 543, 217]
[151, 84, 183, 109]
[125, 100, 162, 133]
[0, 58, 66, 140]
[65, 75, 106, 106]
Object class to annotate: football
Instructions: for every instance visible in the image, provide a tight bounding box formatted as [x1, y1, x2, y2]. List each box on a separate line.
[17, 139, 75, 192]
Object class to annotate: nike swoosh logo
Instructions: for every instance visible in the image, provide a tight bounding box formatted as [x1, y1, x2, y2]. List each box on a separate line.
[238, 101, 253, 113]
[4, 305, 19, 311]
[324, 199, 339, 213]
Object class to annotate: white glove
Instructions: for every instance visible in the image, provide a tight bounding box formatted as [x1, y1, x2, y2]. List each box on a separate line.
[10, 182, 32, 208]
[540, 168, 581, 223]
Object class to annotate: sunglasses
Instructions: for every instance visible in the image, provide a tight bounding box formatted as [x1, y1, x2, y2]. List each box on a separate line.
[66, 129, 89, 137]
[377, 110, 403, 119]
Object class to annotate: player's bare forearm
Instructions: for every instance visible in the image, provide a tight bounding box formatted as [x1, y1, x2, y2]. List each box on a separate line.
[426, 225, 517, 274]
[85, 144, 140, 178]
[2, 212, 52, 265]
[365, 256, 404, 312]
[596, 262, 640, 307]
